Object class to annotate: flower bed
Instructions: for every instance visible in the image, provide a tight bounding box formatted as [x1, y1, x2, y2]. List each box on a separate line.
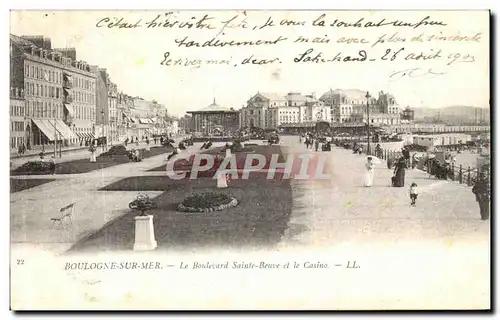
[177, 192, 238, 213]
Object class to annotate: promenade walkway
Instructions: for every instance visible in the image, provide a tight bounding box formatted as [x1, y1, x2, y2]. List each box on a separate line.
[279, 135, 490, 247]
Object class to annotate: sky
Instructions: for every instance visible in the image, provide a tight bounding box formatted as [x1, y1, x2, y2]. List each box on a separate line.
[10, 10, 490, 117]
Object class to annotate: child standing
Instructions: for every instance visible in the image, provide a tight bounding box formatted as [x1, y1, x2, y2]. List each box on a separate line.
[410, 182, 418, 206]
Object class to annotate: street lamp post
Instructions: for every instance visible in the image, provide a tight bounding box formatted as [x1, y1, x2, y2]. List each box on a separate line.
[365, 91, 371, 155]
[101, 110, 105, 151]
[53, 110, 57, 159]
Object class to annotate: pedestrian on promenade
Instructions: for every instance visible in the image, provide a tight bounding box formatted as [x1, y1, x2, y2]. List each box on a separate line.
[89, 145, 97, 163]
[472, 170, 490, 220]
[409, 182, 418, 206]
[392, 157, 407, 187]
[134, 149, 142, 162]
[314, 139, 319, 152]
[154, 137, 157, 144]
[364, 156, 375, 187]
[402, 146, 411, 168]
[49, 156, 56, 175]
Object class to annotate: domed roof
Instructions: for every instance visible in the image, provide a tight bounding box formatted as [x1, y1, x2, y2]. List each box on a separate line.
[199, 98, 229, 112]
[320, 89, 370, 103]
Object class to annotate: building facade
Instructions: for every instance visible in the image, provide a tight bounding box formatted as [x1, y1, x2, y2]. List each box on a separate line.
[10, 88, 26, 151]
[241, 92, 336, 130]
[117, 93, 134, 140]
[90, 67, 109, 140]
[61, 55, 97, 144]
[319, 89, 402, 125]
[10, 34, 79, 150]
[11, 33, 172, 152]
[107, 80, 118, 142]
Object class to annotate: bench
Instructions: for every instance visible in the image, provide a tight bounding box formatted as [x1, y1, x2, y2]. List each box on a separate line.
[51, 203, 75, 228]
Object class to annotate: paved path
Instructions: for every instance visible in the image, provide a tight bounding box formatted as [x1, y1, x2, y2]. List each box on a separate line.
[10, 141, 215, 254]
[279, 135, 490, 248]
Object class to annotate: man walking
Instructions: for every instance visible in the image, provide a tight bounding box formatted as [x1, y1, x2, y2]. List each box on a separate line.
[472, 169, 490, 220]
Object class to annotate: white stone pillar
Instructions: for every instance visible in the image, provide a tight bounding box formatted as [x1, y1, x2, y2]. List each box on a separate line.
[133, 215, 157, 251]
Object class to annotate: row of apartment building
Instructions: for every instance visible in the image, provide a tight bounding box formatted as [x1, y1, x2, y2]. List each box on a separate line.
[9, 34, 171, 152]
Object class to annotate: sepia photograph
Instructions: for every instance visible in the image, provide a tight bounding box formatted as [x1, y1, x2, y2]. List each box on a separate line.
[9, 9, 491, 310]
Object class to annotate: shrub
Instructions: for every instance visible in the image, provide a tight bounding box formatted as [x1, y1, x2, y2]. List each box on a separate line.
[13, 161, 52, 174]
[101, 145, 128, 156]
[181, 192, 232, 209]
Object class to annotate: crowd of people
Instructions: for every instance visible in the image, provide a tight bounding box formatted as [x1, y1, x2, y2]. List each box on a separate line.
[300, 132, 331, 152]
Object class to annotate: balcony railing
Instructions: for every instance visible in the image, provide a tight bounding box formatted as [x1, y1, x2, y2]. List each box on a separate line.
[63, 95, 74, 103]
[63, 80, 73, 89]
[64, 115, 74, 126]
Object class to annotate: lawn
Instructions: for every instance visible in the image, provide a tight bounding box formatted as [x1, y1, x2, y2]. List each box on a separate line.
[11, 146, 173, 175]
[70, 164, 293, 251]
[10, 178, 55, 193]
[148, 145, 285, 172]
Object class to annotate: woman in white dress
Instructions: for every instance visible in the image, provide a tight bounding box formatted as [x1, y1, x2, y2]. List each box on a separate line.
[89, 145, 97, 163]
[364, 157, 375, 187]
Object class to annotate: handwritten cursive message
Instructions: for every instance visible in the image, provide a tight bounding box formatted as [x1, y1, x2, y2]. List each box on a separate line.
[94, 11, 486, 80]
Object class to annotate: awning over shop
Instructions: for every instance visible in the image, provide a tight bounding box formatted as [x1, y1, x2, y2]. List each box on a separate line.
[32, 119, 57, 141]
[51, 119, 78, 140]
[76, 132, 84, 139]
[139, 118, 152, 124]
